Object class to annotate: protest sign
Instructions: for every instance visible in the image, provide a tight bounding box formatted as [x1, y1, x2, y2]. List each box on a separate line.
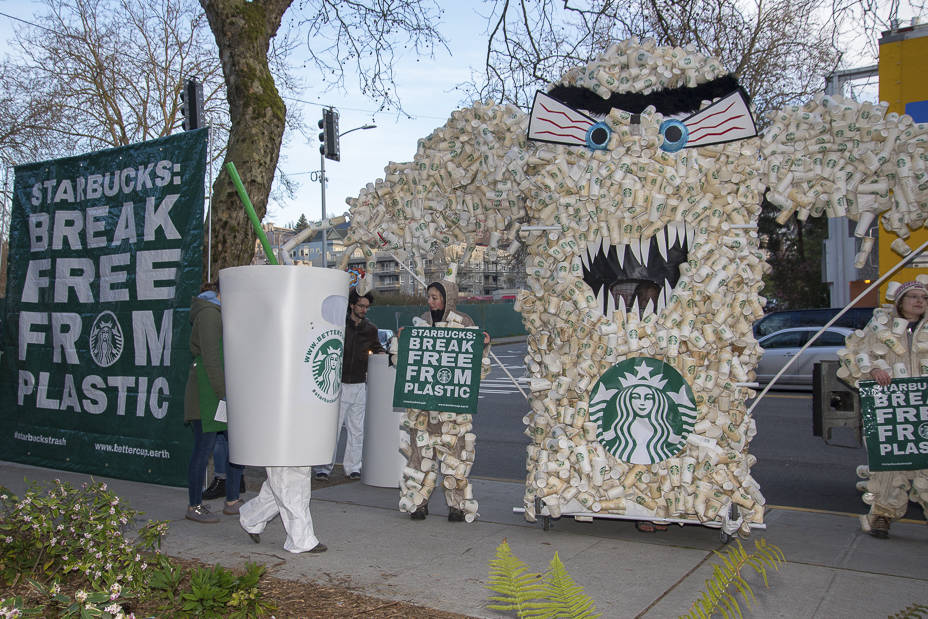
[859, 378, 928, 471]
[0, 130, 207, 485]
[393, 326, 483, 413]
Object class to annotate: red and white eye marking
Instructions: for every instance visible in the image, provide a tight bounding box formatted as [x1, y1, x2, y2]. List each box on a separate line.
[527, 91, 596, 146]
[683, 91, 757, 148]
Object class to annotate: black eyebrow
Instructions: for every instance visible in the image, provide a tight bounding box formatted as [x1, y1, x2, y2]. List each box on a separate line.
[547, 74, 746, 116]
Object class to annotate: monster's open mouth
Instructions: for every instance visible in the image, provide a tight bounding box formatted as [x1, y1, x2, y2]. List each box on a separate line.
[581, 222, 693, 317]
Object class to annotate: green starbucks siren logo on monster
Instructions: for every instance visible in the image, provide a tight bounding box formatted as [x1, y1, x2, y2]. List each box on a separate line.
[589, 357, 697, 464]
[303, 329, 344, 403]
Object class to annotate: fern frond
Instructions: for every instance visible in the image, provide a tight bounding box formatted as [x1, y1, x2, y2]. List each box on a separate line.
[681, 539, 785, 619]
[888, 602, 928, 619]
[486, 539, 546, 616]
[743, 556, 769, 587]
[528, 552, 600, 619]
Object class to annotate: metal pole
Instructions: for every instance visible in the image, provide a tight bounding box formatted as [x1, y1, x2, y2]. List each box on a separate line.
[320, 150, 327, 268]
[206, 125, 213, 281]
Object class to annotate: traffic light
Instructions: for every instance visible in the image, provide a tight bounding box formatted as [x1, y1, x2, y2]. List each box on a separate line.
[318, 107, 340, 161]
[180, 78, 204, 131]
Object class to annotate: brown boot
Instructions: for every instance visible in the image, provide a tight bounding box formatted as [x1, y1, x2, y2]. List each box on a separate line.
[868, 514, 890, 539]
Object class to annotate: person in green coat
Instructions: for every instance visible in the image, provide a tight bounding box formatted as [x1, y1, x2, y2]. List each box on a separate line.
[183, 281, 243, 523]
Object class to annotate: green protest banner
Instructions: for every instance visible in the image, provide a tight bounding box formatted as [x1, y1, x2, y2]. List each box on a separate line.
[859, 378, 928, 471]
[0, 129, 208, 486]
[393, 326, 483, 413]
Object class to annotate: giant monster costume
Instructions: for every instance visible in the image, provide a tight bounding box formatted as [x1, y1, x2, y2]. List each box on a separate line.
[341, 40, 928, 536]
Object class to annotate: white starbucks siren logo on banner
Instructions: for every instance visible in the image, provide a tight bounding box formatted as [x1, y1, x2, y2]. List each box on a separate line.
[589, 357, 697, 464]
[303, 329, 343, 403]
[89, 311, 124, 368]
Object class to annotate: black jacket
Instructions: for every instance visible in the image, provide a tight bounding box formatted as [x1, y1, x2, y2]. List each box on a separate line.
[342, 316, 384, 383]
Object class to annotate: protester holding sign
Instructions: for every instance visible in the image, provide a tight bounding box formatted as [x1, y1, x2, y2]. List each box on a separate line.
[398, 278, 491, 523]
[841, 280, 928, 538]
[183, 282, 243, 523]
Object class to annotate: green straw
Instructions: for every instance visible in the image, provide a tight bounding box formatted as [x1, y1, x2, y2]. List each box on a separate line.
[225, 161, 278, 265]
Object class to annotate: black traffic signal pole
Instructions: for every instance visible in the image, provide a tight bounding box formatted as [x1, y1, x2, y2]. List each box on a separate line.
[180, 78, 204, 131]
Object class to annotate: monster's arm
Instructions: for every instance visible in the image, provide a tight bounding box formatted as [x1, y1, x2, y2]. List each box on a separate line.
[761, 94, 928, 264]
[342, 103, 532, 289]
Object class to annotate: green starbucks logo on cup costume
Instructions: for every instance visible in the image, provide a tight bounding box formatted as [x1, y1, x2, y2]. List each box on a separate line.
[589, 357, 697, 464]
[303, 328, 344, 403]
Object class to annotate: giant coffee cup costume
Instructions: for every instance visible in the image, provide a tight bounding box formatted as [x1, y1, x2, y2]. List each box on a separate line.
[343, 40, 928, 534]
[839, 281, 928, 538]
[399, 279, 491, 522]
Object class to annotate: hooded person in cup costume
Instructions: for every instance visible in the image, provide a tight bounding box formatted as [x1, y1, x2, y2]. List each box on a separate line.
[394, 274, 492, 522]
[341, 39, 928, 536]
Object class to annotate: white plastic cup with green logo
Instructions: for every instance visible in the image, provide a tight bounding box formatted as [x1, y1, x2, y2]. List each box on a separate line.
[220, 265, 349, 465]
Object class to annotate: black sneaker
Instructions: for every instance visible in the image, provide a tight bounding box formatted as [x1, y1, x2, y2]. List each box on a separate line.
[448, 507, 465, 522]
[202, 477, 226, 500]
[410, 505, 428, 520]
[869, 515, 890, 539]
[314, 471, 329, 481]
[348, 472, 361, 480]
[240, 476, 246, 493]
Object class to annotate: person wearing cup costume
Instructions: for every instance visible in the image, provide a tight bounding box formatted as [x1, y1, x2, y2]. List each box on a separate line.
[342, 39, 928, 535]
[398, 279, 491, 522]
[839, 281, 928, 538]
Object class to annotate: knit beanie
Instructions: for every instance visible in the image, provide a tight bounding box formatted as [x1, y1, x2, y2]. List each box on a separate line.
[894, 281, 928, 313]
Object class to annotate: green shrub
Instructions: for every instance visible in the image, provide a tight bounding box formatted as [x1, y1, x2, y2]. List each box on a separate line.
[0, 480, 166, 592]
[0, 480, 274, 618]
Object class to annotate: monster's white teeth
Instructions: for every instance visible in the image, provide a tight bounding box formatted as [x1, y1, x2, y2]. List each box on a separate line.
[666, 221, 681, 247]
[618, 295, 627, 315]
[639, 237, 651, 267]
[616, 243, 626, 269]
[606, 289, 616, 316]
[631, 296, 640, 316]
[662, 278, 673, 307]
[642, 299, 654, 317]
[656, 231, 668, 262]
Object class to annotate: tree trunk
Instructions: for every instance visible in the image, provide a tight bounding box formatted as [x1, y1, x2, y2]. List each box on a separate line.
[200, 0, 292, 276]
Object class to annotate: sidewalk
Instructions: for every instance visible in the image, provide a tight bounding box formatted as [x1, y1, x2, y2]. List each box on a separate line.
[1, 460, 926, 618]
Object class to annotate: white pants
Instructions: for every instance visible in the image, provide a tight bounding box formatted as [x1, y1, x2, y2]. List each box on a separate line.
[239, 466, 319, 553]
[316, 383, 366, 475]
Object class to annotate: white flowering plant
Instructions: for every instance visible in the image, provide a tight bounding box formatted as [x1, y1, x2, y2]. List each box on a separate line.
[22, 580, 135, 618]
[1, 481, 275, 618]
[0, 480, 166, 616]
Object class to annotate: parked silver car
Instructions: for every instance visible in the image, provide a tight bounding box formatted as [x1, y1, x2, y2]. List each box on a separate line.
[755, 326, 853, 389]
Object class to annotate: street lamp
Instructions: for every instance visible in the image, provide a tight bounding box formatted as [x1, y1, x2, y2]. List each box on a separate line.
[318, 118, 377, 267]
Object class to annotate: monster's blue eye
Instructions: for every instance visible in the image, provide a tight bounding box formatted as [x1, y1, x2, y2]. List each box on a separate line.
[659, 119, 688, 152]
[585, 122, 611, 150]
